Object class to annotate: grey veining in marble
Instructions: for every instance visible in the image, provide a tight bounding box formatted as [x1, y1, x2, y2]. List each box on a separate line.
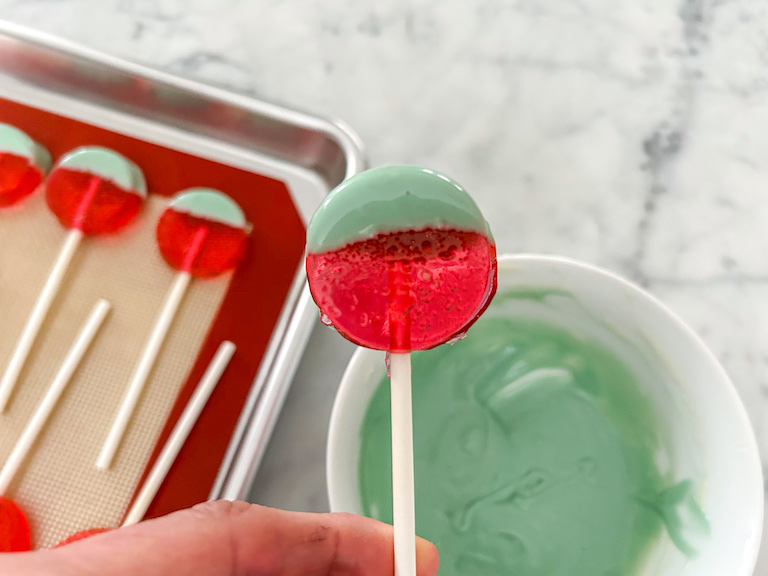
[2, 0, 768, 571]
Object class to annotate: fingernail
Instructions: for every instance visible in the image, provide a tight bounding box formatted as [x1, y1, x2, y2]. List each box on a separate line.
[415, 536, 440, 576]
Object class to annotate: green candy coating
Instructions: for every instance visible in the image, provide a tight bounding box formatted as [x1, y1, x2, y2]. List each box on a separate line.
[306, 165, 492, 253]
[169, 187, 248, 229]
[56, 147, 146, 196]
[0, 123, 51, 173]
[359, 288, 708, 575]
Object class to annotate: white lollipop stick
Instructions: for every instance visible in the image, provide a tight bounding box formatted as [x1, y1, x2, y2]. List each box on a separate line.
[0, 299, 109, 494]
[0, 229, 84, 412]
[390, 351, 416, 576]
[122, 341, 236, 526]
[97, 271, 191, 470]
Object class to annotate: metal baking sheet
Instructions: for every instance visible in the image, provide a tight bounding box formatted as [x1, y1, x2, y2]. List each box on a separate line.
[0, 20, 365, 505]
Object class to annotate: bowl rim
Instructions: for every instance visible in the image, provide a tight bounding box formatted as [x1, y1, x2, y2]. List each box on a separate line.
[326, 252, 764, 573]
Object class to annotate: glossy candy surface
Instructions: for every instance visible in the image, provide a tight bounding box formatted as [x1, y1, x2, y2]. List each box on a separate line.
[156, 188, 249, 278]
[306, 229, 495, 351]
[45, 147, 146, 235]
[306, 165, 497, 352]
[0, 124, 50, 207]
[0, 496, 30, 552]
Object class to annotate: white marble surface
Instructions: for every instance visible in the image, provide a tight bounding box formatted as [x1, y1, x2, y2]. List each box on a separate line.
[2, 0, 768, 571]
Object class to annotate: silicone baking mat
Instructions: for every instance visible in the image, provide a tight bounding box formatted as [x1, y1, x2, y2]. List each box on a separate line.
[0, 96, 307, 547]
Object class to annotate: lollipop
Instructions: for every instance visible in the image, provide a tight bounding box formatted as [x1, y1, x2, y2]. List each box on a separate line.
[0, 300, 109, 552]
[96, 189, 249, 470]
[305, 165, 496, 576]
[0, 124, 51, 207]
[306, 166, 496, 351]
[56, 340, 236, 546]
[0, 496, 29, 552]
[0, 147, 146, 412]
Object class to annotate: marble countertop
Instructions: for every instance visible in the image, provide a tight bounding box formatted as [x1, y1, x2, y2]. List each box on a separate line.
[2, 0, 768, 571]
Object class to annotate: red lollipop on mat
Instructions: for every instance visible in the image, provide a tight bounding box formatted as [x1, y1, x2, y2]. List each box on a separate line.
[155, 188, 250, 278]
[97, 189, 249, 470]
[0, 147, 146, 412]
[45, 147, 145, 235]
[305, 165, 497, 576]
[0, 123, 51, 207]
[0, 497, 29, 552]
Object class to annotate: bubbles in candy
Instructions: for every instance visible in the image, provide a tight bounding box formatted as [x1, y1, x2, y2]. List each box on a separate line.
[0, 496, 30, 552]
[305, 165, 497, 352]
[156, 188, 250, 278]
[45, 147, 147, 235]
[0, 124, 51, 208]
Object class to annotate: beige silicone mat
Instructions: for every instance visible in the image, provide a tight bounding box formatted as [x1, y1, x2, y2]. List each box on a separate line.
[0, 191, 229, 548]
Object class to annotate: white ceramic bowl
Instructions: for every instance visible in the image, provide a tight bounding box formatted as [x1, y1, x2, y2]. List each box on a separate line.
[327, 254, 763, 576]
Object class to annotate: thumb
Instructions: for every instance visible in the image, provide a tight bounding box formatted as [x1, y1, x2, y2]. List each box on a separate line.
[0, 501, 440, 576]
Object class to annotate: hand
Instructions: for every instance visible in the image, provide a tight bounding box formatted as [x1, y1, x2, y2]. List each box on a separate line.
[0, 501, 440, 575]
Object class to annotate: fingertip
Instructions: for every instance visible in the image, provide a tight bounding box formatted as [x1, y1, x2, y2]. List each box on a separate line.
[416, 536, 440, 576]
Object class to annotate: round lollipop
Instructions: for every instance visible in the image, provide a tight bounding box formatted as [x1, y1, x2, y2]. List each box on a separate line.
[155, 188, 250, 278]
[306, 165, 496, 351]
[0, 123, 51, 207]
[0, 147, 146, 412]
[96, 189, 249, 470]
[45, 146, 146, 235]
[305, 165, 497, 576]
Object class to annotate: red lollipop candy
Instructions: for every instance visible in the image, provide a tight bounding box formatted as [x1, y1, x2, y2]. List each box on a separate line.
[306, 165, 497, 576]
[97, 189, 249, 470]
[0, 497, 30, 552]
[0, 123, 51, 208]
[45, 148, 145, 235]
[156, 190, 249, 277]
[307, 228, 495, 351]
[0, 147, 146, 412]
[306, 165, 497, 352]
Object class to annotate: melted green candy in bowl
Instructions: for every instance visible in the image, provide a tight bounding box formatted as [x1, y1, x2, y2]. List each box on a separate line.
[359, 293, 707, 575]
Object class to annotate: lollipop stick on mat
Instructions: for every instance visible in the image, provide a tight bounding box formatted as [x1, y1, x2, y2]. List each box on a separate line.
[122, 341, 236, 525]
[0, 229, 82, 412]
[0, 147, 146, 412]
[390, 352, 416, 576]
[97, 188, 249, 470]
[54, 341, 235, 547]
[0, 299, 108, 553]
[0, 299, 110, 494]
[96, 271, 191, 470]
